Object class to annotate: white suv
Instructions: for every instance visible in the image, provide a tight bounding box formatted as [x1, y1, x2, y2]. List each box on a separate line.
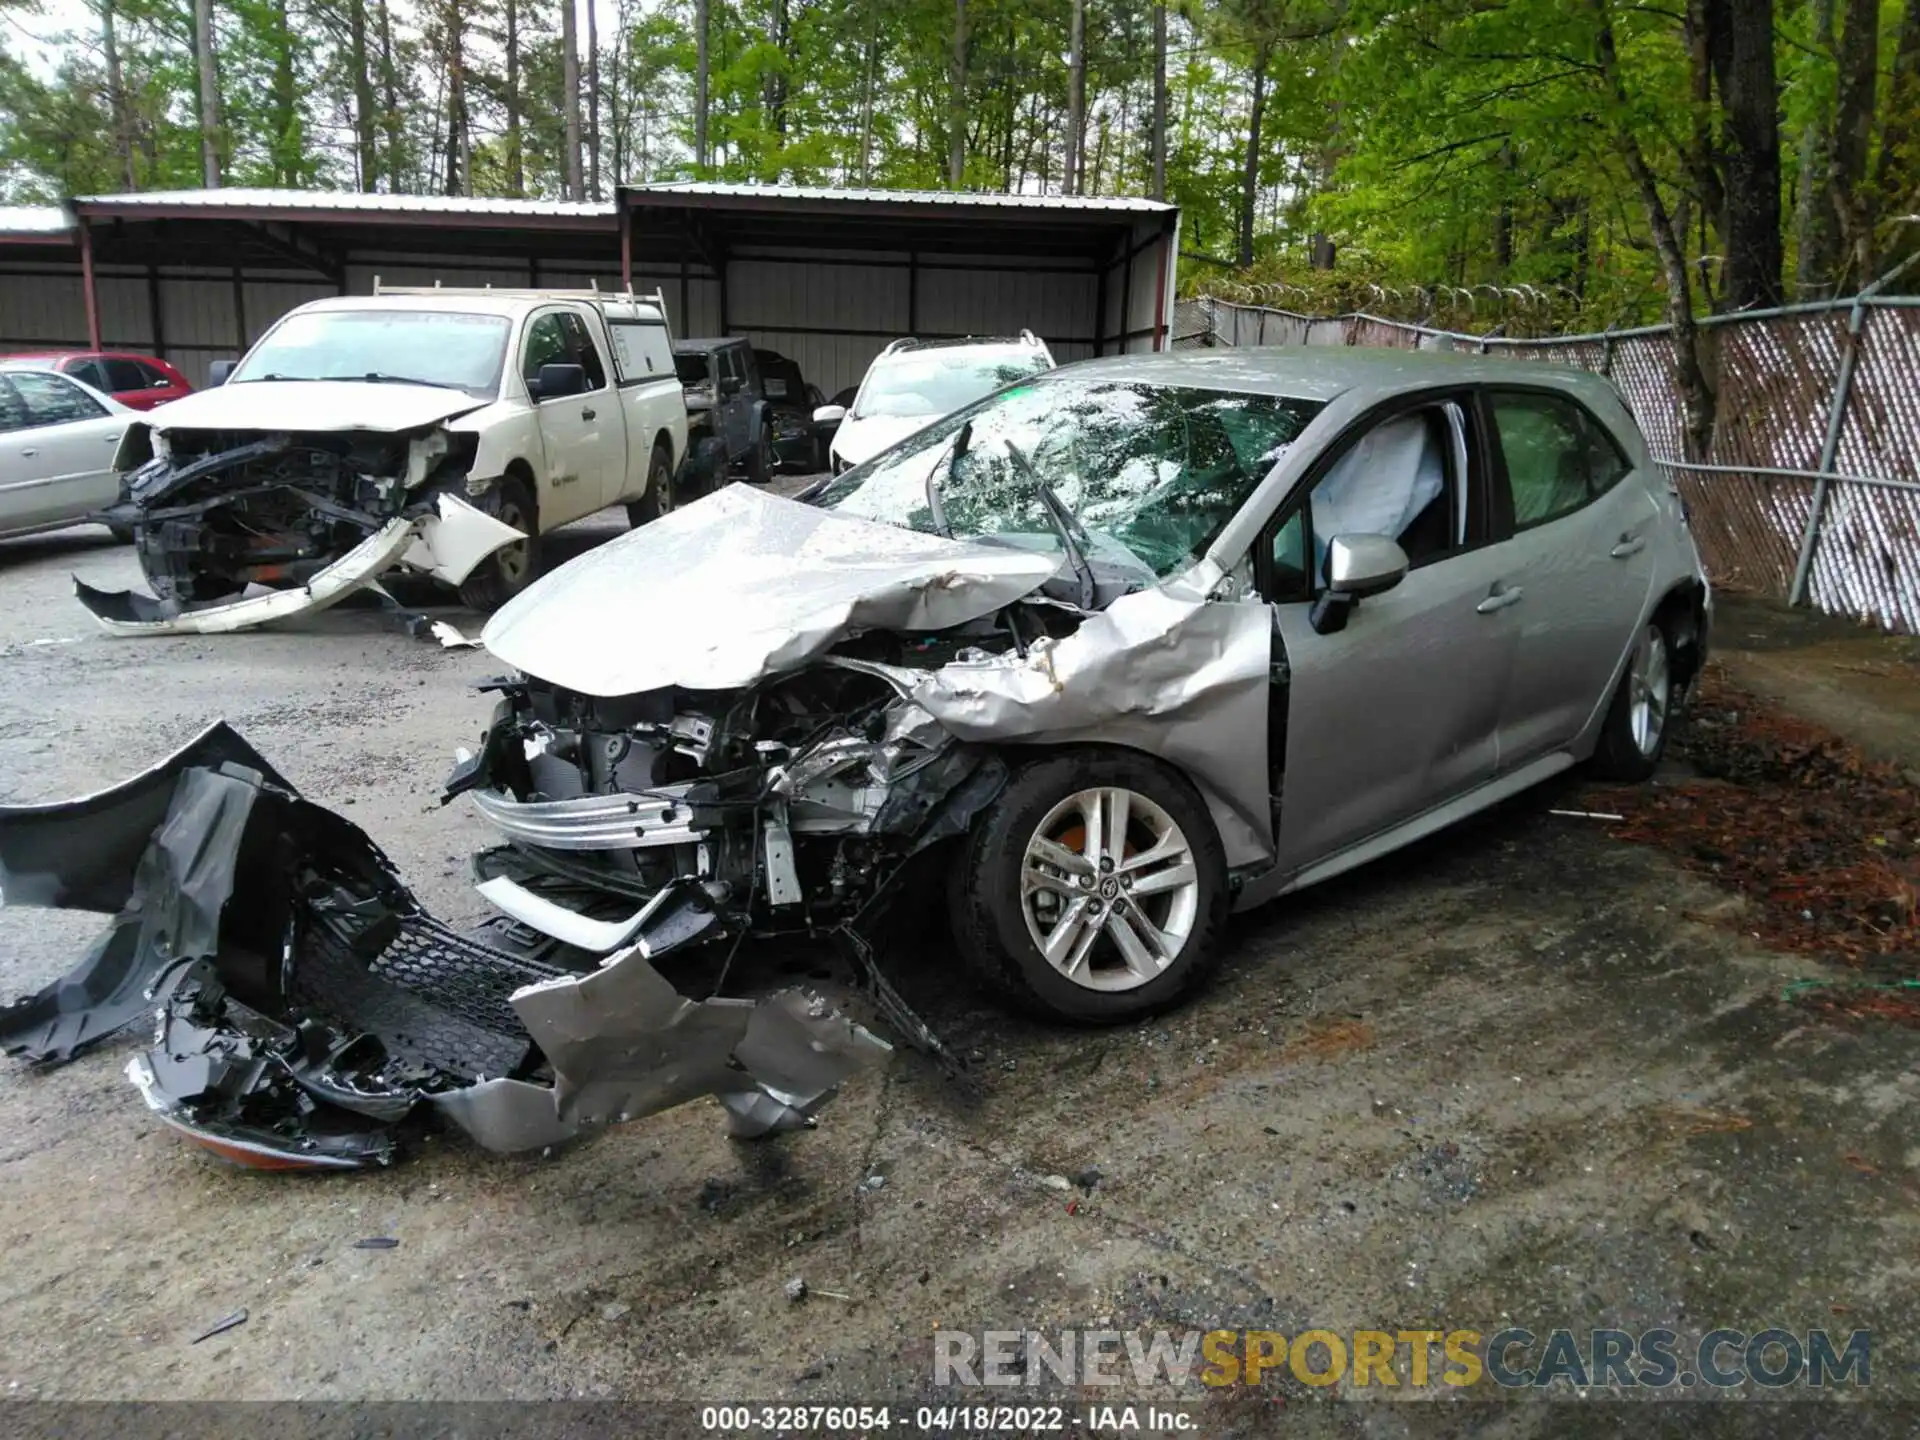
[815, 331, 1054, 473]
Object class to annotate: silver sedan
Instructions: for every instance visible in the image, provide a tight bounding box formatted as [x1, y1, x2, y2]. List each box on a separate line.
[0, 363, 131, 541]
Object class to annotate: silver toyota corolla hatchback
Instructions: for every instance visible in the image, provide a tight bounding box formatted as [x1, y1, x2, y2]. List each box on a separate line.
[459, 347, 1710, 1023]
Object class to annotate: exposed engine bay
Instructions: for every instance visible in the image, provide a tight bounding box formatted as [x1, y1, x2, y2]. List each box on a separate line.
[75, 424, 523, 635]
[446, 614, 1087, 959]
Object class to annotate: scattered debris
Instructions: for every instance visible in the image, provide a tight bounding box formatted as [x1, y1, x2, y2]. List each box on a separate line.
[1588, 669, 1919, 1023]
[784, 1277, 808, 1304]
[1549, 808, 1624, 821]
[191, 1309, 248, 1344]
[429, 620, 481, 649]
[0, 723, 893, 1171]
[859, 1173, 888, 1193]
[1070, 1166, 1102, 1191]
[600, 1301, 631, 1321]
[353, 1237, 399, 1250]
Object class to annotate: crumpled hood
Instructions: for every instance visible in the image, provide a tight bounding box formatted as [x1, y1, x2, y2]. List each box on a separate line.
[481, 485, 1059, 697]
[144, 380, 486, 435]
[830, 414, 935, 468]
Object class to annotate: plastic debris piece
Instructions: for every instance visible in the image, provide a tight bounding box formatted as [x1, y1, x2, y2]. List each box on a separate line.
[191, 1309, 248, 1344]
[353, 1237, 400, 1249]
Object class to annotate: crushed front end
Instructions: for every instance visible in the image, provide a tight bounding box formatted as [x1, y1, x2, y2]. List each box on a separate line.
[448, 639, 1020, 969]
[77, 423, 520, 635]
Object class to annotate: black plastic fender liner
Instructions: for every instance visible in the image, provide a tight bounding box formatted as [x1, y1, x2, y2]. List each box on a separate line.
[0, 724, 295, 1064]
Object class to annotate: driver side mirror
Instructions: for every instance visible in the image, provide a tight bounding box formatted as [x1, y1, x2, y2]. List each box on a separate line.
[1309, 533, 1409, 635]
[206, 359, 239, 387]
[719, 374, 744, 397]
[812, 403, 847, 425]
[530, 362, 586, 400]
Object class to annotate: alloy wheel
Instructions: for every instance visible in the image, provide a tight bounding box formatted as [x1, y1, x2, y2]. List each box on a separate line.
[1628, 623, 1670, 757]
[493, 497, 531, 587]
[1020, 787, 1200, 993]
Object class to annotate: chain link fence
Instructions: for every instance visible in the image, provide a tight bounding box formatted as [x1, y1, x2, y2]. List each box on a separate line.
[1174, 293, 1920, 634]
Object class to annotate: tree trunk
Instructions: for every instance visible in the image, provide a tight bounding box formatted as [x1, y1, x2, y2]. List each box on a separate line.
[99, 0, 135, 189]
[1066, 0, 1085, 194]
[504, 0, 523, 195]
[348, 0, 377, 190]
[1832, 0, 1881, 285]
[1710, 0, 1782, 307]
[948, 0, 967, 187]
[1596, 0, 1715, 457]
[378, 0, 401, 189]
[858, 27, 876, 184]
[587, 0, 601, 199]
[764, 0, 790, 152]
[1238, 45, 1270, 268]
[1794, 0, 1842, 295]
[1150, 1, 1167, 200]
[1875, 0, 1920, 267]
[1682, 0, 1726, 243]
[444, 0, 468, 195]
[192, 0, 221, 186]
[694, 0, 710, 170]
[563, 0, 584, 199]
[270, 0, 297, 184]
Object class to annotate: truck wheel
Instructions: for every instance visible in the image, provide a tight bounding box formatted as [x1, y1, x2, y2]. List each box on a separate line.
[746, 426, 773, 486]
[457, 475, 539, 611]
[626, 444, 675, 527]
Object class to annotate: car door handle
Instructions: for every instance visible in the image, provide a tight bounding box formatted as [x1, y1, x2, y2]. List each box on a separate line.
[1476, 584, 1524, 614]
[581, 407, 596, 421]
[19, 447, 36, 458]
[1610, 534, 1647, 558]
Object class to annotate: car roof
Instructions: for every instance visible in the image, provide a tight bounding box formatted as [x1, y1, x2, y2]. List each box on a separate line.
[1051, 345, 1626, 405]
[674, 337, 747, 353]
[291, 293, 546, 319]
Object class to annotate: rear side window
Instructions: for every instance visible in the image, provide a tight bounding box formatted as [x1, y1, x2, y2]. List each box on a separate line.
[9, 370, 107, 425]
[0, 378, 30, 434]
[557, 311, 608, 390]
[65, 358, 109, 390]
[104, 358, 150, 392]
[1488, 390, 1632, 530]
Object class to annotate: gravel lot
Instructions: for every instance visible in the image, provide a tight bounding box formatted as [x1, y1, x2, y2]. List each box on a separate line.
[0, 511, 1915, 1427]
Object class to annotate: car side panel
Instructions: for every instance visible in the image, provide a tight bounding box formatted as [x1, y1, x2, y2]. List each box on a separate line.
[1270, 545, 1518, 874]
[1495, 473, 1660, 767]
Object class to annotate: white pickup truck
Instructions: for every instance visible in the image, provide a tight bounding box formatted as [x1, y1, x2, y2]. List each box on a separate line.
[81, 285, 690, 635]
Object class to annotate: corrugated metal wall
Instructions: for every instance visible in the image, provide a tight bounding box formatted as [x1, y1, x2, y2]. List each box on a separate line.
[1, 225, 1170, 393]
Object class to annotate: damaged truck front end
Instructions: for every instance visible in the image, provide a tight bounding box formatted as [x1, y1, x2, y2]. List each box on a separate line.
[79, 406, 523, 636]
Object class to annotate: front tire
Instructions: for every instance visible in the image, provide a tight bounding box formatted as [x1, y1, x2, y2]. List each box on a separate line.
[625, 443, 675, 528]
[457, 475, 539, 611]
[1590, 619, 1674, 782]
[950, 749, 1230, 1023]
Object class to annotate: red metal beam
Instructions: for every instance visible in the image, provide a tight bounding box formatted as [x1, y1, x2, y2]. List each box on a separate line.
[79, 219, 102, 350]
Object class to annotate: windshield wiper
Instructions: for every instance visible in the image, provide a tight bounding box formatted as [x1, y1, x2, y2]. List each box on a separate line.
[926, 420, 968, 539]
[1002, 439, 1095, 610]
[351, 372, 466, 390]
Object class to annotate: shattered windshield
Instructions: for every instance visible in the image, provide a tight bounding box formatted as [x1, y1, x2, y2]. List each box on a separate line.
[815, 375, 1324, 580]
[852, 350, 1052, 419]
[230, 310, 511, 395]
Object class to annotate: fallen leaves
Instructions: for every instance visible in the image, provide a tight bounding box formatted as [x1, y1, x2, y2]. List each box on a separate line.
[1586, 667, 1919, 1025]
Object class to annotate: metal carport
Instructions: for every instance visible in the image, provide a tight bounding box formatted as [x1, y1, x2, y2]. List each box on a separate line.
[0, 185, 1179, 392]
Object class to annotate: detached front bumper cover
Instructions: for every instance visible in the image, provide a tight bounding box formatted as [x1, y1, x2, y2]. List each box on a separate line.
[0, 724, 889, 1170]
[75, 495, 523, 638]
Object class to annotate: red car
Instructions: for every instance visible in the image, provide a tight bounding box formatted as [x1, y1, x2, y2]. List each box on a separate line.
[3, 350, 193, 410]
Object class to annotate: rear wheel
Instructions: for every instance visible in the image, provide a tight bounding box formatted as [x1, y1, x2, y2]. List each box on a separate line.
[625, 443, 675, 528]
[950, 749, 1231, 1023]
[745, 425, 774, 485]
[1590, 620, 1674, 782]
[457, 475, 539, 611]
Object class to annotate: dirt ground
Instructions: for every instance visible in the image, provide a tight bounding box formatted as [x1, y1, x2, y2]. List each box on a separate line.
[0, 518, 1916, 1430]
